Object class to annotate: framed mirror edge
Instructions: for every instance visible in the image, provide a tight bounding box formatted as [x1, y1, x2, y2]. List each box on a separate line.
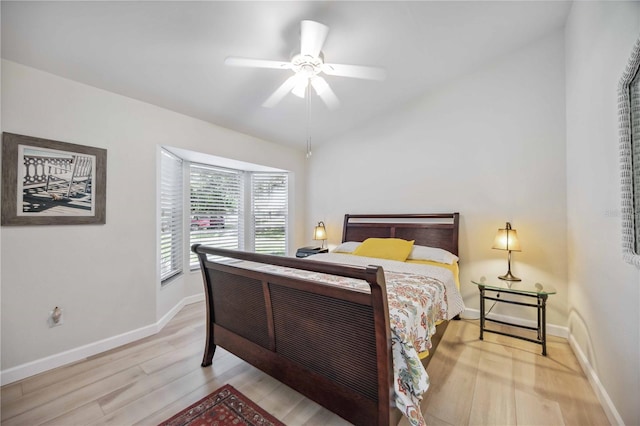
[619, 33, 640, 267]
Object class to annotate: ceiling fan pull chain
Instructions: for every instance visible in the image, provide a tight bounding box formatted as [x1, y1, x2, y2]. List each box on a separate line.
[306, 83, 312, 158]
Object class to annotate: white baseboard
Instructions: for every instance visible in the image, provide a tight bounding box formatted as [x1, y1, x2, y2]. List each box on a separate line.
[461, 308, 569, 338]
[157, 293, 204, 330]
[0, 293, 205, 386]
[568, 334, 624, 426]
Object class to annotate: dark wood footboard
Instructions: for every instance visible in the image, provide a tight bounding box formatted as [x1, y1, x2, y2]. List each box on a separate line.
[192, 244, 395, 426]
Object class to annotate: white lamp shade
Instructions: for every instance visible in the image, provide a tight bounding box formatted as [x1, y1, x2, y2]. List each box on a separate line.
[492, 224, 521, 251]
[313, 222, 327, 240]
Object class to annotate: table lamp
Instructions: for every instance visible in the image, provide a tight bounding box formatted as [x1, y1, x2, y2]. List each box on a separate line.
[492, 222, 522, 281]
[313, 221, 327, 249]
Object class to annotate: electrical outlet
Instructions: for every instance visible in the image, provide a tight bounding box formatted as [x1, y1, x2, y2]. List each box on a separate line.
[48, 307, 64, 327]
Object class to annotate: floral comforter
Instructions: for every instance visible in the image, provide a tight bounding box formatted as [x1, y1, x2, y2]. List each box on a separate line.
[250, 253, 464, 426]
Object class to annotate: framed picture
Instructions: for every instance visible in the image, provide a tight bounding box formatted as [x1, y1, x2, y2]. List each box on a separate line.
[1, 132, 107, 225]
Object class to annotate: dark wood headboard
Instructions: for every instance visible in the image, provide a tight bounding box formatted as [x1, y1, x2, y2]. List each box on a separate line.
[342, 213, 460, 256]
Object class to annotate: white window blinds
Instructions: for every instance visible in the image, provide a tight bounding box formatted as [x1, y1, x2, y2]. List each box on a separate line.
[251, 173, 288, 255]
[160, 149, 183, 282]
[189, 164, 244, 268]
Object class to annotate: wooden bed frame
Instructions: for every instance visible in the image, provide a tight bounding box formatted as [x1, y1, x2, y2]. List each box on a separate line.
[192, 213, 459, 426]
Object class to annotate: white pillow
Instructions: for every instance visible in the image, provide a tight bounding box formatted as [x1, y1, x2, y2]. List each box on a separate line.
[408, 245, 458, 264]
[332, 241, 362, 253]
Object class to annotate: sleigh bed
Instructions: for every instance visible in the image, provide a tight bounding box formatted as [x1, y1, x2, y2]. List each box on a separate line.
[192, 213, 462, 426]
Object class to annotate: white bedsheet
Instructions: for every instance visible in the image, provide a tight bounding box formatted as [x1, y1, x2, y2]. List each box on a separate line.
[308, 252, 465, 319]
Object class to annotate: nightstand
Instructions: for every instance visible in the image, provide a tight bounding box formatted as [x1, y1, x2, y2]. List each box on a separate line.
[295, 246, 328, 258]
[471, 278, 556, 355]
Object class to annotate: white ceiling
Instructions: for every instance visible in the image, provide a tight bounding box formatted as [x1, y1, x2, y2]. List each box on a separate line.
[1, 1, 571, 151]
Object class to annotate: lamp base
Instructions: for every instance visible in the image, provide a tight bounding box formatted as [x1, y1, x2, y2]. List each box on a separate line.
[498, 271, 521, 282]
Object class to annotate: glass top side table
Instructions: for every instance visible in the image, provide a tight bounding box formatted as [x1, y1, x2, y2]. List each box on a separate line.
[471, 277, 556, 355]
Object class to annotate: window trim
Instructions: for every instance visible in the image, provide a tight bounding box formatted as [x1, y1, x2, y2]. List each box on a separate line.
[159, 148, 184, 284]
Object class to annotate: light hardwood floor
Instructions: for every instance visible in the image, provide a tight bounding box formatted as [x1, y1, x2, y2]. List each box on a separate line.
[1, 301, 610, 425]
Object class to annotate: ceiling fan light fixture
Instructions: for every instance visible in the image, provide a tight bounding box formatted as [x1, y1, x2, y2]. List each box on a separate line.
[311, 77, 340, 109]
[290, 53, 323, 76]
[291, 78, 308, 98]
[310, 76, 327, 95]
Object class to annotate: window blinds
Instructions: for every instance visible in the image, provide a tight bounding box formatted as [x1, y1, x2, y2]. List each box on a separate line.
[189, 164, 244, 268]
[160, 149, 183, 282]
[252, 173, 288, 255]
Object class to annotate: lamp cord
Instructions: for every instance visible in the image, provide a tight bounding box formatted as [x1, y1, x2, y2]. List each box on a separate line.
[485, 292, 500, 316]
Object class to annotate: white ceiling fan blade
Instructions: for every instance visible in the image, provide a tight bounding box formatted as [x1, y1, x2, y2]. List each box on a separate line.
[225, 57, 292, 70]
[311, 76, 340, 110]
[322, 63, 387, 81]
[262, 75, 299, 108]
[300, 20, 329, 58]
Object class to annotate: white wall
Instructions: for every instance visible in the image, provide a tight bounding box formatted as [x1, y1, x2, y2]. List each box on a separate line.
[565, 2, 640, 425]
[0, 60, 307, 378]
[308, 31, 568, 327]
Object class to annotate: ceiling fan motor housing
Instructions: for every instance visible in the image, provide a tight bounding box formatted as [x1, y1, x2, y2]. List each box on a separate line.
[291, 53, 324, 78]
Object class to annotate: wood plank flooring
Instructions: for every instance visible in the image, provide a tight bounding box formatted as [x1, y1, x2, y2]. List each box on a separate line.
[1, 301, 610, 425]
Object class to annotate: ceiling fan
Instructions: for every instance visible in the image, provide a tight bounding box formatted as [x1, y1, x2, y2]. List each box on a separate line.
[224, 20, 386, 110]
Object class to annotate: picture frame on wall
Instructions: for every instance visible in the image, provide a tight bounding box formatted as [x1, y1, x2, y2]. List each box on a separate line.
[1, 132, 107, 226]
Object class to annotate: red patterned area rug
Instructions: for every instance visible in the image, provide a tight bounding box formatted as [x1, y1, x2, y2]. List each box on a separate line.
[158, 384, 285, 426]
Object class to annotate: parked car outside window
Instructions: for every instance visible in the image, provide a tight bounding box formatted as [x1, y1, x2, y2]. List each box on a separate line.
[190, 215, 225, 230]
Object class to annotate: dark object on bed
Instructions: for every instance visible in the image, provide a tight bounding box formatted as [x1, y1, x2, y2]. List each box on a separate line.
[192, 213, 459, 426]
[295, 246, 328, 257]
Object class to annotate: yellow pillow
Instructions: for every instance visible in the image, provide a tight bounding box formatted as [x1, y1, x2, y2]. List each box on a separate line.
[352, 238, 415, 262]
